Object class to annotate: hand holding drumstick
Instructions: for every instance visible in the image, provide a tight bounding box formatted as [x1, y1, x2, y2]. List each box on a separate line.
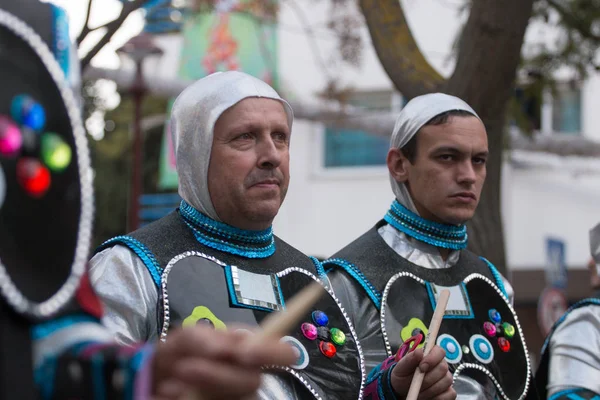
[390, 290, 456, 400]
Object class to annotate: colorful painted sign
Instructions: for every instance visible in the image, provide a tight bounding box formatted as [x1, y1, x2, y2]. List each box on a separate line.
[158, 0, 278, 189]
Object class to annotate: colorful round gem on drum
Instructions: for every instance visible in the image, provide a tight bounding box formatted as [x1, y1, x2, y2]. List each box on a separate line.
[488, 309, 502, 323]
[16, 158, 51, 197]
[319, 341, 336, 358]
[11, 94, 46, 131]
[0, 116, 22, 157]
[301, 322, 317, 340]
[502, 322, 515, 339]
[312, 310, 329, 327]
[41, 133, 72, 172]
[330, 328, 346, 346]
[483, 321, 497, 337]
[498, 337, 511, 352]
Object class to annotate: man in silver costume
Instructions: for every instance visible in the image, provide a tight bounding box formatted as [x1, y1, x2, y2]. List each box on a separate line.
[532, 222, 600, 399]
[89, 71, 454, 400]
[323, 93, 532, 400]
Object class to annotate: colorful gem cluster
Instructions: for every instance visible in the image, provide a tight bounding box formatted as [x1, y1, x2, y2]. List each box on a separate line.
[0, 94, 72, 198]
[483, 308, 514, 353]
[300, 310, 346, 359]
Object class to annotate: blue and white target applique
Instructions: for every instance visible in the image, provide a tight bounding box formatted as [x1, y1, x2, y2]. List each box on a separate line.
[437, 334, 462, 364]
[469, 334, 494, 364]
[281, 336, 309, 370]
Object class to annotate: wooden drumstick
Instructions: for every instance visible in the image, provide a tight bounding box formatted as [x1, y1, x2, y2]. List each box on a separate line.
[405, 289, 450, 400]
[183, 280, 326, 400]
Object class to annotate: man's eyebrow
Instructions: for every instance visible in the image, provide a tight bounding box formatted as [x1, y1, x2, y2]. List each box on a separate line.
[430, 146, 489, 156]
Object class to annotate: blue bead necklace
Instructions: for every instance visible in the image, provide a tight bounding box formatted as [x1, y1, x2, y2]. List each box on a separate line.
[179, 200, 276, 258]
[384, 200, 468, 250]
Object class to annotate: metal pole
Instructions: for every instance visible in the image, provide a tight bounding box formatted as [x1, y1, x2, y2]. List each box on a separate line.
[128, 60, 145, 232]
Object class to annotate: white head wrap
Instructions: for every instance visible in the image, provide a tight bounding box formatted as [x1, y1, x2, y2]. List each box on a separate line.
[170, 71, 293, 221]
[389, 93, 481, 214]
[590, 222, 600, 264]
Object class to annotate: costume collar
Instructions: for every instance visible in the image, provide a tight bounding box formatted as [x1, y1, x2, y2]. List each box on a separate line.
[179, 200, 275, 258]
[384, 199, 468, 250]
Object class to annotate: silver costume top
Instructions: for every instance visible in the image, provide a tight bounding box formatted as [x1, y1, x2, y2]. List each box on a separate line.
[546, 305, 600, 396]
[89, 245, 158, 345]
[378, 223, 515, 400]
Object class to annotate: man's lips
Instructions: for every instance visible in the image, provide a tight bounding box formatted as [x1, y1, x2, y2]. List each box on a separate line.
[251, 179, 280, 187]
[450, 192, 476, 201]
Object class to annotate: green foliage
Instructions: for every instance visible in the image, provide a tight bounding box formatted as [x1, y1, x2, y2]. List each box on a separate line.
[88, 92, 168, 248]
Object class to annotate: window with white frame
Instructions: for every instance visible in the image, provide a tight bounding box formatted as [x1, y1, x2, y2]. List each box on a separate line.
[324, 90, 404, 168]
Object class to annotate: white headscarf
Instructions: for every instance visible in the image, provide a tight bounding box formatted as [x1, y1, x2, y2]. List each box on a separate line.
[389, 93, 481, 214]
[170, 71, 294, 221]
[590, 222, 600, 264]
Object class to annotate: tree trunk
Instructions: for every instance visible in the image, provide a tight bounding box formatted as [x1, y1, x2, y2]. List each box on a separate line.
[360, 0, 536, 276]
[443, 0, 535, 275]
[358, 0, 444, 98]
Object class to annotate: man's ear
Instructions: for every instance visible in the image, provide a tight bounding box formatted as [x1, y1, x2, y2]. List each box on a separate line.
[387, 147, 410, 183]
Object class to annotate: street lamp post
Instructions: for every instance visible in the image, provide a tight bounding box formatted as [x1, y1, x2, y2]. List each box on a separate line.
[117, 33, 163, 232]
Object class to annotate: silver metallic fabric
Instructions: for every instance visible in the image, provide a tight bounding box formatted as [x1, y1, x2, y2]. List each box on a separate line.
[377, 223, 514, 399]
[388, 93, 480, 214]
[547, 306, 600, 396]
[171, 71, 293, 221]
[89, 246, 159, 345]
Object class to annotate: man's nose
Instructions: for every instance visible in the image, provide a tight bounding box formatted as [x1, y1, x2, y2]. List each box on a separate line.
[257, 134, 282, 169]
[457, 160, 476, 184]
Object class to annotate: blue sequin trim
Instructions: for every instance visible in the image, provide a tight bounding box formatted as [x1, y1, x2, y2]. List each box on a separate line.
[310, 256, 327, 279]
[275, 275, 286, 308]
[180, 200, 273, 242]
[385, 200, 468, 250]
[541, 298, 600, 355]
[480, 257, 509, 299]
[97, 236, 162, 287]
[32, 314, 100, 340]
[324, 258, 382, 309]
[384, 366, 399, 400]
[35, 355, 57, 400]
[549, 388, 600, 400]
[180, 201, 275, 259]
[50, 5, 70, 79]
[92, 353, 106, 400]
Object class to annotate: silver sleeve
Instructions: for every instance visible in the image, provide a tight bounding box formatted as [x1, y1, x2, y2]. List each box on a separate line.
[89, 245, 159, 345]
[547, 306, 600, 396]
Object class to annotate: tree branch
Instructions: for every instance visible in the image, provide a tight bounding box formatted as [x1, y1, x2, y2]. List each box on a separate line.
[79, 0, 148, 71]
[358, 0, 445, 99]
[545, 0, 600, 42]
[76, 0, 94, 45]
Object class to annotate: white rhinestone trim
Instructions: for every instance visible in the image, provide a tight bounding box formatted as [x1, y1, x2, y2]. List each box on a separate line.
[0, 9, 93, 318]
[460, 273, 531, 400]
[379, 271, 426, 356]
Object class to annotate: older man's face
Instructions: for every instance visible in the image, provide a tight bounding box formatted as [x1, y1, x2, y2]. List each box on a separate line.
[208, 97, 290, 230]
